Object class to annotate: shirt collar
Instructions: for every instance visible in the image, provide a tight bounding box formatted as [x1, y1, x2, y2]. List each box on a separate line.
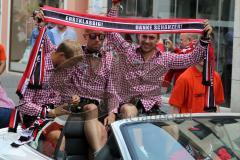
[136, 46, 162, 60]
[82, 45, 102, 58]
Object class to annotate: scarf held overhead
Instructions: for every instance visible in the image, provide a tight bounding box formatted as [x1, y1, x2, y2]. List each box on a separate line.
[17, 6, 214, 112]
[42, 6, 215, 111]
[42, 5, 205, 34]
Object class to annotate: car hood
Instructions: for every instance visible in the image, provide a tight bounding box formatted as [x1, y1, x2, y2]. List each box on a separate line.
[0, 128, 50, 160]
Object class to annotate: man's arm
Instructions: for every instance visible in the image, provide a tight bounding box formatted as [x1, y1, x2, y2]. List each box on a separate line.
[19, 89, 43, 116]
[165, 41, 208, 70]
[164, 21, 213, 70]
[103, 93, 119, 126]
[43, 31, 56, 56]
[104, 72, 119, 125]
[105, 1, 134, 56]
[104, 52, 119, 125]
[35, 10, 56, 56]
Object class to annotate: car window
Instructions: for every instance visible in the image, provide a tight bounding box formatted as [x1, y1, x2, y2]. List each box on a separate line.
[121, 123, 194, 160]
[121, 117, 240, 160]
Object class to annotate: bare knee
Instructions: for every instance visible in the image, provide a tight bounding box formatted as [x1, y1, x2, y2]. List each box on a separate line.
[83, 104, 98, 111]
[46, 130, 61, 144]
[120, 103, 138, 119]
[83, 104, 98, 120]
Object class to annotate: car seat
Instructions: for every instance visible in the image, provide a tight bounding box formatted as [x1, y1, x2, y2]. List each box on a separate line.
[63, 114, 89, 160]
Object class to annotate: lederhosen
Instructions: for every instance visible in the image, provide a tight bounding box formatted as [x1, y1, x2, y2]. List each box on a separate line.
[66, 97, 108, 123]
[120, 98, 166, 116]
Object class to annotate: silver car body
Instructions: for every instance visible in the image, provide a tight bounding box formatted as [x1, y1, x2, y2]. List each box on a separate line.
[0, 113, 239, 160]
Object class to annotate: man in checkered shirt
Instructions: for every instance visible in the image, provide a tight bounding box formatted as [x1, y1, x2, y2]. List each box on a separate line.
[18, 34, 64, 124]
[49, 28, 119, 157]
[107, 1, 213, 118]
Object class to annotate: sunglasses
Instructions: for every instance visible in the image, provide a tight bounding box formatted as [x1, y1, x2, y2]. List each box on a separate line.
[88, 33, 106, 40]
[141, 35, 157, 40]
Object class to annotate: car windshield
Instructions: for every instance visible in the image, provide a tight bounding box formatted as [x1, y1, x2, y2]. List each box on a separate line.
[121, 116, 240, 160]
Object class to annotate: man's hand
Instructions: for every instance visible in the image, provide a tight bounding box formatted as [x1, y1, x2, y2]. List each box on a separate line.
[35, 10, 45, 27]
[48, 104, 70, 117]
[104, 112, 116, 126]
[203, 20, 213, 38]
[72, 95, 80, 105]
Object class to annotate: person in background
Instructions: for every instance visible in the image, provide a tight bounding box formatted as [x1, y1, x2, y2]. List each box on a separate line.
[156, 37, 166, 52]
[0, 43, 15, 128]
[163, 33, 199, 88]
[169, 60, 224, 113]
[50, 24, 77, 46]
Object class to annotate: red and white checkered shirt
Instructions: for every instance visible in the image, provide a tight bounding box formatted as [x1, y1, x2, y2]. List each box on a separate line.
[19, 35, 61, 116]
[106, 8, 209, 111]
[50, 49, 119, 113]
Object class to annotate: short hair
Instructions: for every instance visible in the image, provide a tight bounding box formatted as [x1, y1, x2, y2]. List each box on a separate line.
[56, 40, 83, 59]
[84, 29, 105, 34]
[84, 29, 92, 33]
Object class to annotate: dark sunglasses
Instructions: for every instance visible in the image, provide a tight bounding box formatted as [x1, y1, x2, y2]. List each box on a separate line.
[88, 33, 105, 40]
[141, 35, 157, 40]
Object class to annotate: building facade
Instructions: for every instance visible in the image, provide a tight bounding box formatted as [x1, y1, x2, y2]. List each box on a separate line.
[0, 0, 239, 111]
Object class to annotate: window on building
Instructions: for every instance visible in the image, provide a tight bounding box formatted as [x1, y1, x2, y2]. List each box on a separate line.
[198, 0, 219, 20]
[176, 0, 197, 18]
[108, 0, 153, 17]
[9, 0, 64, 72]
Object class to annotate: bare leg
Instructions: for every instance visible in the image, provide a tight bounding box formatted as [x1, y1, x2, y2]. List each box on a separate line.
[83, 104, 108, 152]
[46, 130, 61, 147]
[120, 103, 138, 119]
[60, 136, 65, 151]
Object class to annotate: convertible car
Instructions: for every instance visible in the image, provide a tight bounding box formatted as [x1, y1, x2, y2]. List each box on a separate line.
[0, 113, 240, 160]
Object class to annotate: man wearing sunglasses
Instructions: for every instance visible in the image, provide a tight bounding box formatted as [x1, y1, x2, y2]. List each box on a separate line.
[73, 29, 118, 157]
[106, 1, 213, 119]
[83, 30, 106, 54]
[49, 28, 119, 158]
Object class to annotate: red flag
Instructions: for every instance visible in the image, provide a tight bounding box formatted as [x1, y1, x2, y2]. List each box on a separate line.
[8, 108, 19, 132]
[16, 27, 47, 98]
[203, 43, 217, 112]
